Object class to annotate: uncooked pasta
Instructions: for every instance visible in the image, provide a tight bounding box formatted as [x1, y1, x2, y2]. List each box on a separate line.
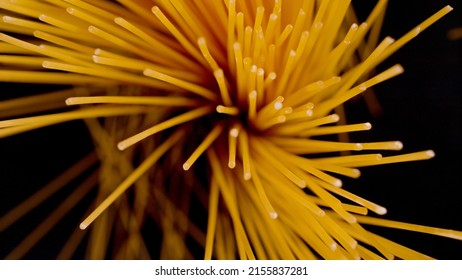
[0, 0, 460, 260]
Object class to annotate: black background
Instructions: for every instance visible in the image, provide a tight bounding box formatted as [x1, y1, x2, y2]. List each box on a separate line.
[0, 1, 461, 259]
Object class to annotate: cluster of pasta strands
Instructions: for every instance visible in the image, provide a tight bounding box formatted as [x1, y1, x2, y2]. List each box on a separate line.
[0, 0, 461, 259]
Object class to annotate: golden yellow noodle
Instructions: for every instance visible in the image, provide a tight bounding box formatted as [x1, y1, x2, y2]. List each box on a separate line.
[0, 0, 460, 259]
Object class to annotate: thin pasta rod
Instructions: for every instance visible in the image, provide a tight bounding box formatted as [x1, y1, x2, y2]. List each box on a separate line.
[263, 139, 343, 187]
[308, 160, 361, 179]
[204, 180, 220, 260]
[237, 198, 268, 259]
[213, 213, 227, 259]
[0, 42, 35, 54]
[265, 13, 278, 44]
[275, 23, 293, 48]
[155, 1, 200, 52]
[197, 37, 220, 71]
[334, 246, 358, 260]
[222, 213, 238, 259]
[183, 124, 224, 170]
[65, 96, 200, 107]
[247, 65, 258, 95]
[42, 61, 175, 89]
[33, 30, 94, 54]
[64, 0, 120, 20]
[268, 137, 363, 154]
[0, 1, 44, 18]
[258, 160, 325, 217]
[92, 55, 203, 83]
[278, 207, 339, 259]
[0, 105, 150, 128]
[293, 156, 343, 187]
[113, 17, 196, 69]
[117, 106, 213, 151]
[348, 221, 394, 260]
[248, 90, 258, 120]
[336, 21, 368, 73]
[152, 6, 208, 68]
[216, 105, 239, 116]
[248, 164, 278, 219]
[233, 42, 246, 101]
[338, 36, 395, 97]
[316, 64, 404, 114]
[252, 29, 264, 67]
[80, 129, 185, 230]
[303, 122, 372, 136]
[88, 0, 151, 24]
[65, 6, 152, 48]
[282, 105, 313, 122]
[279, 224, 315, 259]
[360, 141, 403, 150]
[254, 96, 284, 124]
[315, 213, 359, 256]
[315, 178, 387, 215]
[144, 68, 217, 100]
[0, 70, 116, 84]
[114, 0, 166, 30]
[255, 68, 264, 106]
[249, 211, 282, 259]
[86, 25, 174, 66]
[305, 194, 368, 216]
[275, 50, 297, 97]
[287, 24, 325, 95]
[37, 13, 85, 33]
[356, 245, 384, 260]
[283, 204, 338, 252]
[40, 44, 91, 62]
[252, 6, 265, 43]
[361, 0, 388, 59]
[192, 1, 227, 46]
[0, 108, 146, 138]
[374, 6, 453, 72]
[241, 188, 297, 259]
[339, 150, 435, 168]
[312, 153, 382, 164]
[0, 108, 148, 138]
[238, 129, 252, 180]
[214, 69, 233, 106]
[366, 231, 433, 260]
[1, 15, 82, 40]
[171, 2, 224, 53]
[322, 24, 359, 77]
[0, 55, 49, 67]
[87, 201, 113, 260]
[271, 113, 340, 135]
[284, 76, 341, 107]
[236, 182, 279, 259]
[302, 174, 357, 224]
[226, 0, 237, 74]
[354, 215, 462, 241]
[251, 138, 306, 188]
[284, 9, 306, 58]
[228, 125, 239, 168]
[265, 44, 276, 73]
[0, 101, 67, 119]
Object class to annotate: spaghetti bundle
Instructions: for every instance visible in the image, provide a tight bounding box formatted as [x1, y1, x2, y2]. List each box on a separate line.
[0, 0, 460, 259]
